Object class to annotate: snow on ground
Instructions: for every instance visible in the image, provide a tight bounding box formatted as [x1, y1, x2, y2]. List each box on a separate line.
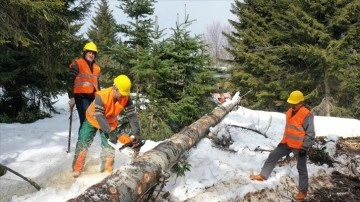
[0, 94, 359, 202]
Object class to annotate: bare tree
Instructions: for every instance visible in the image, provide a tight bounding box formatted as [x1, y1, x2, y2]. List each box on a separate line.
[203, 21, 233, 66]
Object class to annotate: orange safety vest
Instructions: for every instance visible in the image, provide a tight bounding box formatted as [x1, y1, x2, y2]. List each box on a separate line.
[86, 87, 129, 130]
[280, 106, 311, 149]
[71, 58, 101, 94]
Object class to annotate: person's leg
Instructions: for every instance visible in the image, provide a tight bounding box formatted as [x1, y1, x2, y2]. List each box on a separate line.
[75, 97, 93, 130]
[99, 131, 115, 173]
[295, 149, 308, 192]
[72, 120, 97, 176]
[260, 143, 291, 179]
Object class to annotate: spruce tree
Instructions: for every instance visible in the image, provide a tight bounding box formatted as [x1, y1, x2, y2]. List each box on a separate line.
[117, 0, 156, 103]
[135, 17, 218, 139]
[114, 0, 218, 139]
[135, 38, 175, 140]
[0, 0, 93, 122]
[86, 0, 121, 87]
[87, 0, 119, 47]
[225, 0, 360, 118]
[157, 17, 218, 133]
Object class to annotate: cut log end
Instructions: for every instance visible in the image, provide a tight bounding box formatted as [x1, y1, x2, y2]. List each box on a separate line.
[108, 186, 117, 194]
[136, 184, 143, 195]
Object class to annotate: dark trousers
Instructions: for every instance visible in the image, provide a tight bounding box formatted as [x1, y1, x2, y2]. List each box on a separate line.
[75, 96, 93, 129]
[260, 143, 309, 192]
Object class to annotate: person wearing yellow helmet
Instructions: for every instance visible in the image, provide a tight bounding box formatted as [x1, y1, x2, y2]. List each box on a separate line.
[67, 42, 102, 129]
[72, 75, 142, 178]
[83, 41, 98, 53]
[250, 90, 315, 200]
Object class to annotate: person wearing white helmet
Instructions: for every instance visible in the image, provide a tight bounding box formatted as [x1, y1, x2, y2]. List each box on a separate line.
[67, 42, 102, 129]
[250, 90, 315, 200]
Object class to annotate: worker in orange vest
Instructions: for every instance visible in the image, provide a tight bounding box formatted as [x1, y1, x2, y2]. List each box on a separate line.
[67, 42, 101, 129]
[72, 75, 142, 178]
[250, 90, 315, 200]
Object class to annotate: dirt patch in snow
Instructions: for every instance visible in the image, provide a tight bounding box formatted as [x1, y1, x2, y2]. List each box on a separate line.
[240, 137, 360, 202]
[308, 137, 360, 202]
[309, 170, 360, 202]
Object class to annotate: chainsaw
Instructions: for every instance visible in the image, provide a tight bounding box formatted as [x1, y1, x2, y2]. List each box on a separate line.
[107, 133, 145, 151]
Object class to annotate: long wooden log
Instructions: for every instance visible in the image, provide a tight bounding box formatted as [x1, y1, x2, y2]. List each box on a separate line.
[68, 92, 241, 202]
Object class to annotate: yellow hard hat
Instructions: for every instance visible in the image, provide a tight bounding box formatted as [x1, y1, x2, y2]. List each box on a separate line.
[113, 75, 131, 96]
[287, 90, 304, 104]
[83, 42, 98, 53]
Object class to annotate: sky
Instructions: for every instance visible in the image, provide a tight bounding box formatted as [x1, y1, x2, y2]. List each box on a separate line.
[80, 0, 235, 36]
[0, 93, 359, 201]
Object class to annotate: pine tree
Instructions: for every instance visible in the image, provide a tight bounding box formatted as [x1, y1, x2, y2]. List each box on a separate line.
[156, 16, 218, 133]
[135, 38, 175, 140]
[225, 0, 360, 118]
[87, 0, 119, 47]
[0, 0, 93, 122]
[135, 16, 218, 139]
[86, 0, 121, 87]
[114, 1, 218, 139]
[117, 0, 156, 103]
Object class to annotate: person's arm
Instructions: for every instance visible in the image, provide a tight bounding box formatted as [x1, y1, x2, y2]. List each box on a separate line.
[67, 61, 79, 99]
[92, 61, 101, 91]
[97, 76, 101, 91]
[94, 95, 112, 134]
[124, 98, 141, 139]
[302, 113, 315, 149]
[67, 61, 79, 108]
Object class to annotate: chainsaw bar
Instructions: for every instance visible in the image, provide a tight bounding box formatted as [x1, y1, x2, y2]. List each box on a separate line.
[107, 139, 146, 151]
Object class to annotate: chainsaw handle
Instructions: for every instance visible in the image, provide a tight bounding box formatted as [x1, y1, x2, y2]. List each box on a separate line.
[132, 140, 146, 149]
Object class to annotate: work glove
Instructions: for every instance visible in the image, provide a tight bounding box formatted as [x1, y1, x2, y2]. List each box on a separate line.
[299, 148, 307, 157]
[278, 143, 286, 147]
[69, 98, 75, 109]
[108, 131, 118, 144]
[132, 133, 143, 145]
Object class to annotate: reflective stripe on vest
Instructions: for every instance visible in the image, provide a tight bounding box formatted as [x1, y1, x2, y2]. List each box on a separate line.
[71, 58, 101, 94]
[86, 87, 129, 130]
[280, 106, 310, 149]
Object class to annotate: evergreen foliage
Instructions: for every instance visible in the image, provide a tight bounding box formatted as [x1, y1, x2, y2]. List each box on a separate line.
[0, 0, 94, 122]
[158, 18, 218, 133]
[86, 0, 122, 87]
[137, 17, 218, 139]
[113, 0, 217, 139]
[87, 0, 119, 47]
[225, 0, 360, 118]
[117, 0, 157, 99]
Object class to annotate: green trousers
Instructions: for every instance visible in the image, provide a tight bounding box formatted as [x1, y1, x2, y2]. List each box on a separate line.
[72, 120, 115, 172]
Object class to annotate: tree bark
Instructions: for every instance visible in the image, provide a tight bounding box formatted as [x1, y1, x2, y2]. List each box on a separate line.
[324, 67, 331, 116]
[68, 92, 241, 202]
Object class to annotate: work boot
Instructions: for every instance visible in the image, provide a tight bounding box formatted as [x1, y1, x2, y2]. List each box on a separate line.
[101, 156, 114, 173]
[72, 150, 87, 178]
[72, 171, 81, 178]
[250, 174, 265, 181]
[294, 192, 307, 200]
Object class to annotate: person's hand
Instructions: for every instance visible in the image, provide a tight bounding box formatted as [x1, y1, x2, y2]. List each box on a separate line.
[69, 98, 75, 109]
[299, 148, 307, 157]
[108, 131, 118, 144]
[278, 143, 286, 147]
[132, 133, 143, 145]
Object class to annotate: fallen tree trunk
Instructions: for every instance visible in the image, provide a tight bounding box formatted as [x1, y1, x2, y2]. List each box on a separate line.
[68, 92, 241, 202]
